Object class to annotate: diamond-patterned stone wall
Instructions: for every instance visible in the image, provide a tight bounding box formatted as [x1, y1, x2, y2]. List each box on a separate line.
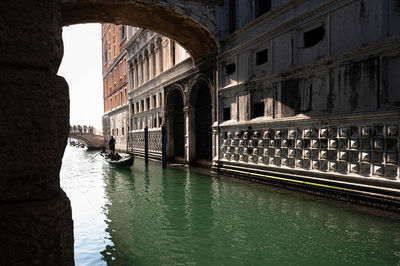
[130, 130, 162, 152]
[219, 124, 399, 179]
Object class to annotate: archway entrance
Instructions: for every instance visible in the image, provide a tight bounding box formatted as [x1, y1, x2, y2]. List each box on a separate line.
[195, 86, 212, 161]
[167, 89, 185, 161]
[189, 80, 212, 164]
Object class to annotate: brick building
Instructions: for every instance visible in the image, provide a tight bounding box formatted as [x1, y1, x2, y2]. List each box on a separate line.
[102, 24, 129, 151]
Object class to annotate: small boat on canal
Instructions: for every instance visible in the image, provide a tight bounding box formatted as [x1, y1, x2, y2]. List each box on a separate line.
[104, 152, 134, 167]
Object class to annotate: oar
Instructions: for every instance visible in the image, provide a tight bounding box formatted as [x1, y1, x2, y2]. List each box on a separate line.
[88, 151, 102, 161]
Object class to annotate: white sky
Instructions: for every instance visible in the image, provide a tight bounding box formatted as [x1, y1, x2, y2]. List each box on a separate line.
[57, 24, 103, 129]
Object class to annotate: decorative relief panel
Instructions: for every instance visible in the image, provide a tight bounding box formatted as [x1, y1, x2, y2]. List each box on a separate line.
[130, 131, 162, 152]
[219, 124, 399, 179]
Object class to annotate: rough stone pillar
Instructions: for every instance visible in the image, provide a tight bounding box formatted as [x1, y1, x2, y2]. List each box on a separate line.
[0, 1, 74, 265]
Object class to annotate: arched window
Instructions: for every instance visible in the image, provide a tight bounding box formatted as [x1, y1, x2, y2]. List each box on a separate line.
[255, 0, 271, 18]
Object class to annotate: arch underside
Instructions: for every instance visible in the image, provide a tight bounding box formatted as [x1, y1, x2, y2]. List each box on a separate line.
[61, 1, 218, 62]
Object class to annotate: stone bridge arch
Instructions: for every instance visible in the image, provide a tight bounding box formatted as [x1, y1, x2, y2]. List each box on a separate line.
[61, 0, 220, 62]
[69, 133, 104, 149]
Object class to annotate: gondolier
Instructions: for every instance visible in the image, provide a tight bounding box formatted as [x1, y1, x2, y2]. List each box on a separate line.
[109, 136, 115, 153]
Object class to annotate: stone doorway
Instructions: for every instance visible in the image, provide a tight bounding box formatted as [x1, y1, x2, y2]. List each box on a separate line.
[187, 79, 213, 165]
[166, 89, 185, 161]
[195, 84, 212, 162]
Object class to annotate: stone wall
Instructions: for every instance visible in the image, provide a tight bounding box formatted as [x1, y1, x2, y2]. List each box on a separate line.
[0, 0, 74, 264]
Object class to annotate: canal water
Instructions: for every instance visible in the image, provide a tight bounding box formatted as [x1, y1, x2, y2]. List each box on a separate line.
[61, 146, 400, 265]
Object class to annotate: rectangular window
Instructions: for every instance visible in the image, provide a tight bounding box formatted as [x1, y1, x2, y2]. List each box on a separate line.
[136, 102, 139, 113]
[304, 26, 325, 48]
[159, 116, 162, 127]
[110, 98, 112, 110]
[120, 91, 123, 106]
[124, 58, 127, 75]
[115, 95, 117, 108]
[253, 101, 265, 118]
[141, 100, 144, 112]
[113, 45, 116, 58]
[153, 95, 156, 109]
[114, 68, 116, 83]
[116, 128, 118, 135]
[223, 107, 231, 121]
[153, 118, 157, 128]
[158, 92, 162, 107]
[119, 62, 122, 79]
[124, 88, 127, 103]
[256, 49, 268, 65]
[146, 97, 150, 110]
[109, 73, 111, 88]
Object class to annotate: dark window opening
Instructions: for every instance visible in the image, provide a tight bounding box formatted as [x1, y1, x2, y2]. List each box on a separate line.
[223, 107, 231, 121]
[253, 101, 265, 118]
[255, 0, 271, 18]
[116, 128, 118, 136]
[153, 95, 157, 108]
[119, 26, 125, 43]
[229, 0, 236, 33]
[256, 49, 268, 65]
[159, 117, 162, 126]
[146, 97, 150, 110]
[225, 63, 236, 75]
[303, 26, 325, 48]
[153, 118, 157, 128]
[122, 127, 124, 135]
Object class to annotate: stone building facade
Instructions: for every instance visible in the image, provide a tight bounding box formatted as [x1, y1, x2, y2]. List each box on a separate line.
[102, 24, 129, 151]
[126, 27, 191, 160]
[215, 0, 400, 187]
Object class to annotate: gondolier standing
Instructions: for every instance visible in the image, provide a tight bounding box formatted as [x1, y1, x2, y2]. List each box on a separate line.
[109, 136, 115, 153]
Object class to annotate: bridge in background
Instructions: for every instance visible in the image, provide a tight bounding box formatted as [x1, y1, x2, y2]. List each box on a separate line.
[69, 125, 104, 149]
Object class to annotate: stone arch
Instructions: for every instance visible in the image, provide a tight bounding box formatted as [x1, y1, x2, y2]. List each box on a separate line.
[0, 1, 220, 264]
[187, 75, 214, 163]
[165, 85, 186, 161]
[61, 0, 219, 63]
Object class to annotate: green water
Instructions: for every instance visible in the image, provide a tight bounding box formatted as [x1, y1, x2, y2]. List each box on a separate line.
[61, 146, 400, 265]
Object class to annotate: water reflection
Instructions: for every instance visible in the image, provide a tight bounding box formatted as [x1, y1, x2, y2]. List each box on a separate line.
[61, 147, 400, 266]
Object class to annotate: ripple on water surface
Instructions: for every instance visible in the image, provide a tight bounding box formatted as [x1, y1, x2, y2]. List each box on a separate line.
[61, 146, 400, 265]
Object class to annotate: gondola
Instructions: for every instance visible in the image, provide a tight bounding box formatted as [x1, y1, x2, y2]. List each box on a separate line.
[104, 153, 134, 167]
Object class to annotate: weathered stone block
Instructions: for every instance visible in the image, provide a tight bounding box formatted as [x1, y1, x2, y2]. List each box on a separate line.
[373, 165, 384, 176]
[387, 125, 398, 136]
